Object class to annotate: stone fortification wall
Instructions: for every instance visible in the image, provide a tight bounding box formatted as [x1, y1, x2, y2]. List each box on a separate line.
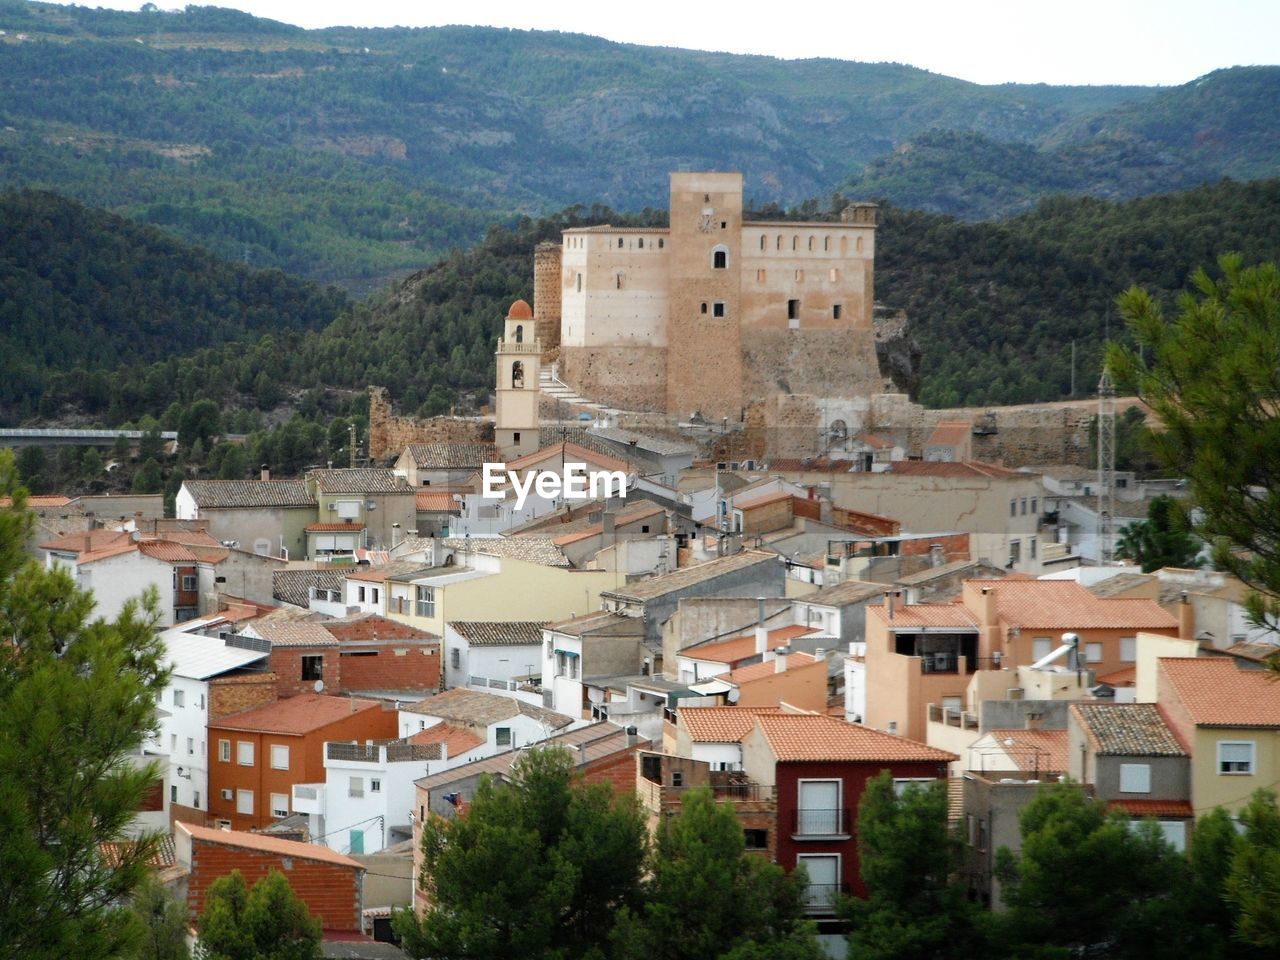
[367, 386, 491, 460]
[533, 242, 563, 357]
[561, 346, 667, 412]
[742, 329, 885, 406]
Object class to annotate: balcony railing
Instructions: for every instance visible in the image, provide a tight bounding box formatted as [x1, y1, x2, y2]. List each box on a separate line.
[326, 740, 444, 763]
[793, 807, 851, 837]
[293, 785, 318, 801]
[802, 882, 849, 913]
[927, 704, 979, 730]
[663, 782, 774, 802]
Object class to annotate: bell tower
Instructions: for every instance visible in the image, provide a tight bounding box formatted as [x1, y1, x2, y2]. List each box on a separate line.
[495, 299, 541, 460]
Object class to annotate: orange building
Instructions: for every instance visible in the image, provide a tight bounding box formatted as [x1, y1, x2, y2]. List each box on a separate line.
[207, 693, 397, 830]
[864, 579, 1181, 743]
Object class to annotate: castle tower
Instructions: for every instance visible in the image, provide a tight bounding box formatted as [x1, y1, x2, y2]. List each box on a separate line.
[494, 299, 541, 461]
[533, 241, 562, 360]
[665, 171, 745, 420]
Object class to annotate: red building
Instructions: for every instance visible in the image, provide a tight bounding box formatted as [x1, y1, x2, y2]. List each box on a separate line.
[207, 693, 397, 830]
[741, 714, 955, 918]
[176, 821, 364, 932]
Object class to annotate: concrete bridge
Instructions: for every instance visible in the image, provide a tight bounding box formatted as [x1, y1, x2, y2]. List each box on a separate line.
[0, 428, 179, 449]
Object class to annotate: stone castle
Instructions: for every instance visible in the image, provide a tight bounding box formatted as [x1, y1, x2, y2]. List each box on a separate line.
[531, 171, 899, 420]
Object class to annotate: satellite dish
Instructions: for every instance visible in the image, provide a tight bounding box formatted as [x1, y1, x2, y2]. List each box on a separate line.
[313, 680, 325, 694]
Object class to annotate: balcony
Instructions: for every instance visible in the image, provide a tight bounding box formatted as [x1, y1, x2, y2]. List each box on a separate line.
[928, 703, 979, 730]
[793, 808, 852, 839]
[291, 783, 324, 815]
[802, 882, 849, 914]
[326, 740, 445, 764]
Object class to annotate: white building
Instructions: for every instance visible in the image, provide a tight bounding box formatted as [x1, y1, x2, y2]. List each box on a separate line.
[396, 687, 577, 750]
[147, 621, 269, 818]
[443, 621, 546, 692]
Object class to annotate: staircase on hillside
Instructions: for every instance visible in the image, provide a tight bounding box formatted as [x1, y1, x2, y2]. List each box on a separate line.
[538, 369, 618, 415]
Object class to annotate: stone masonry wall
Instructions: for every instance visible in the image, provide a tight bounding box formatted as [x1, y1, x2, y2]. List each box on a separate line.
[560, 346, 667, 412]
[367, 386, 492, 460]
[533, 242, 562, 357]
[742, 328, 884, 407]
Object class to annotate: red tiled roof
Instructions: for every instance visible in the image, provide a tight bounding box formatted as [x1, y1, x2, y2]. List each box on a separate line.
[1, 494, 72, 507]
[926, 421, 971, 446]
[76, 540, 141, 564]
[306, 522, 365, 533]
[728, 651, 817, 685]
[177, 821, 363, 869]
[686, 625, 816, 665]
[416, 491, 460, 512]
[407, 723, 485, 756]
[734, 490, 794, 511]
[1096, 665, 1137, 687]
[39, 528, 132, 555]
[1159, 657, 1280, 727]
[854, 433, 894, 450]
[507, 299, 532, 319]
[212, 693, 382, 734]
[986, 728, 1069, 772]
[504, 441, 631, 474]
[1107, 799, 1195, 819]
[137, 540, 199, 563]
[869, 603, 979, 629]
[754, 714, 957, 763]
[967, 579, 1179, 630]
[680, 706, 785, 743]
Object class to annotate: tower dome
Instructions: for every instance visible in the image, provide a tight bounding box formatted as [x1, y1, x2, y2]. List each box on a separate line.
[507, 299, 533, 320]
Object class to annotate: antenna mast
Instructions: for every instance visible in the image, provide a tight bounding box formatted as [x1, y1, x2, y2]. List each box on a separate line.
[1097, 369, 1116, 564]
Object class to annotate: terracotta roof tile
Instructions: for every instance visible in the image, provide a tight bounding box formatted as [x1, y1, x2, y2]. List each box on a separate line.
[440, 537, 570, 568]
[886, 460, 1022, 479]
[416, 491, 461, 512]
[1159, 657, 1280, 727]
[401, 687, 572, 728]
[305, 522, 365, 533]
[1107, 799, 1195, 819]
[273, 568, 347, 608]
[986, 728, 1070, 772]
[685, 625, 816, 665]
[734, 490, 794, 511]
[212, 693, 382, 734]
[1070, 703, 1186, 756]
[802, 579, 889, 607]
[754, 714, 957, 762]
[601, 550, 778, 602]
[76, 540, 142, 564]
[407, 723, 485, 756]
[252, 620, 339, 648]
[405, 443, 498, 470]
[926, 421, 972, 446]
[967, 579, 1179, 630]
[177, 821, 363, 869]
[728, 651, 817, 685]
[449, 621, 547, 646]
[137, 540, 199, 563]
[504, 441, 632, 475]
[680, 706, 785, 743]
[869, 603, 979, 629]
[39, 528, 132, 555]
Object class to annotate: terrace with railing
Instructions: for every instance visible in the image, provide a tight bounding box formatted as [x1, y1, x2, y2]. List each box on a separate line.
[325, 739, 444, 764]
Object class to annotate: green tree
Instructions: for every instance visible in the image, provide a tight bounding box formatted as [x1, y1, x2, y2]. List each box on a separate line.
[0, 448, 170, 959]
[613, 788, 822, 960]
[15, 443, 49, 493]
[1226, 790, 1280, 951]
[178, 398, 221, 452]
[1182, 806, 1247, 960]
[81, 447, 104, 482]
[1114, 495, 1203, 572]
[127, 877, 191, 960]
[132, 457, 163, 493]
[995, 781, 1190, 959]
[842, 773, 983, 960]
[1108, 256, 1280, 631]
[217, 443, 249, 480]
[197, 869, 321, 960]
[112, 432, 131, 463]
[395, 746, 647, 960]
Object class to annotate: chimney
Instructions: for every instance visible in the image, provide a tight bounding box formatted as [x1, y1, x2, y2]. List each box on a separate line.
[977, 585, 998, 628]
[1178, 590, 1195, 641]
[885, 590, 897, 620]
[929, 543, 944, 567]
[602, 511, 616, 544]
[260, 464, 270, 482]
[774, 646, 790, 674]
[755, 597, 768, 656]
[625, 725, 639, 747]
[1024, 712, 1044, 731]
[82, 533, 92, 554]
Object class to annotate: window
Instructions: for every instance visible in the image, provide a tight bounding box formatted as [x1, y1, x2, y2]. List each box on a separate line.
[893, 777, 936, 796]
[513, 432, 520, 445]
[757, 268, 766, 282]
[1010, 500, 1017, 517]
[966, 814, 976, 846]
[416, 585, 435, 618]
[371, 778, 381, 793]
[743, 828, 768, 850]
[824, 236, 831, 251]
[358, 586, 366, 602]
[1085, 642, 1103, 663]
[1119, 763, 1151, 793]
[796, 854, 840, 911]
[193, 791, 200, 809]
[787, 299, 799, 321]
[236, 789, 254, 815]
[832, 303, 842, 320]
[270, 744, 290, 771]
[1032, 637, 1053, 661]
[1009, 540, 1021, 565]
[170, 784, 177, 804]
[796, 779, 843, 836]
[219, 739, 230, 762]
[616, 272, 624, 290]
[658, 238, 664, 249]
[712, 247, 727, 269]
[271, 793, 289, 818]
[1020, 498, 1028, 515]
[795, 269, 805, 282]
[371, 588, 379, 604]
[349, 829, 364, 855]
[187, 737, 194, 755]
[511, 361, 524, 389]
[1030, 537, 1037, 559]
[349, 776, 365, 798]
[1031, 497, 1038, 514]
[171, 734, 177, 752]
[617, 237, 624, 248]
[1120, 637, 1137, 662]
[237, 741, 254, 766]
[712, 301, 725, 318]
[672, 770, 684, 787]
[495, 727, 512, 747]
[181, 575, 197, 591]
[638, 237, 644, 249]
[301, 655, 323, 681]
[173, 689, 185, 708]
[808, 236, 815, 250]
[1218, 741, 1255, 775]
[450, 647, 461, 670]
[759, 235, 766, 250]
[700, 302, 707, 314]
[576, 273, 582, 292]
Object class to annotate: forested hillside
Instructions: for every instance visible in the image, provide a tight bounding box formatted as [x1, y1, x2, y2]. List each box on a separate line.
[4, 3, 1276, 289]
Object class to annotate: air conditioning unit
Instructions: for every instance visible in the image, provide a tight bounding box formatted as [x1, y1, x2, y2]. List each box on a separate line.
[933, 652, 954, 671]
[327, 503, 337, 511]
[220, 789, 233, 801]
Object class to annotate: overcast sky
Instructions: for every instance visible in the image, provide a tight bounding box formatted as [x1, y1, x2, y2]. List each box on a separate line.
[43, 1, 1279, 86]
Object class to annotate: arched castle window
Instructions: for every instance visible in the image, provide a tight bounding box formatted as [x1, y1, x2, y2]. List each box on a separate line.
[776, 235, 782, 251]
[808, 236, 815, 251]
[512, 361, 524, 389]
[638, 238, 644, 249]
[840, 236, 849, 256]
[759, 235, 766, 251]
[712, 245, 728, 270]
[658, 238, 664, 249]
[824, 236, 831, 251]
[577, 273, 582, 293]
[515, 325, 524, 343]
[792, 236, 798, 250]
[857, 236, 864, 253]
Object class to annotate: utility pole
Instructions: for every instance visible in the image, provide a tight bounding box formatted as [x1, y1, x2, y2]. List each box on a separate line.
[349, 422, 357, 468]
[1096, 369, 1116, 564]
